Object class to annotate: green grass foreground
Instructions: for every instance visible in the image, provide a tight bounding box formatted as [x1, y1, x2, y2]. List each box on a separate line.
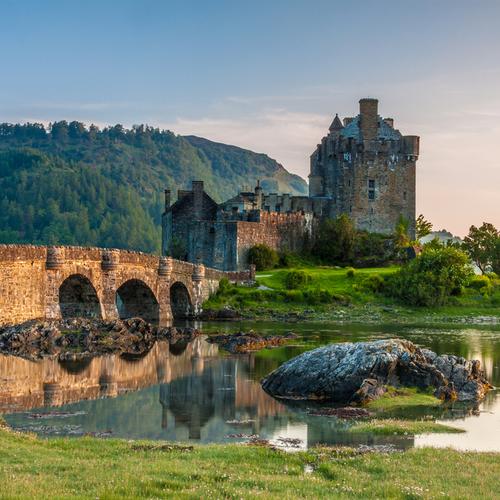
[204, 265, 500, 324]
[367, 387, 442, 411]
[0, 428, 499, 498]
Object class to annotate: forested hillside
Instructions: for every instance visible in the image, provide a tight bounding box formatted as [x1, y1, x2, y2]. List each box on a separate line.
[0, 122, 307, 253]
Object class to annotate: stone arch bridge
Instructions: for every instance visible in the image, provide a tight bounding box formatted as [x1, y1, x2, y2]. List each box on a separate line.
[0, 245, 253, 326]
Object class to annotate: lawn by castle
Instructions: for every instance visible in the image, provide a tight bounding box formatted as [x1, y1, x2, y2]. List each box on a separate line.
[203, 265, 500, 325]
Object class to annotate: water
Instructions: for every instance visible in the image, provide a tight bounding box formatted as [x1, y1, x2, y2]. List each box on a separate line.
[1, 321, 499, 451]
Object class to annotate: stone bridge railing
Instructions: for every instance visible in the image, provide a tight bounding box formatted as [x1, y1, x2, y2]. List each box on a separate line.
[0, 245, 254, 326]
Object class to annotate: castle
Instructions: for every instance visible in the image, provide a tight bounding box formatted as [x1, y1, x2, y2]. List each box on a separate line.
[162, 98, 419, 271]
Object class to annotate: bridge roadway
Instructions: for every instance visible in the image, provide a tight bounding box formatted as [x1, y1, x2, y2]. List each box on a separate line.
[0, 245, 253, 326]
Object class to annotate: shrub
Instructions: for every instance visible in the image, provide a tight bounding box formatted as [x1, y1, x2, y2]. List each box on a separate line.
[283, 290, 304, 303]
[468, 275, 491, 291]
[218, 277, 231, 294]
[302, 288, 344, 305]
[279, 251, 299, 268]
[345, 267, 356, 279]
[385, 246, 473, 307]
[360, 274, 385, 293]
[247, 244, 279, 271]
[284, 270, 312, 289]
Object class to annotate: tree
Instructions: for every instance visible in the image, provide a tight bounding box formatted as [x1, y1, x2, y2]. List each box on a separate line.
[462, 222, 499, 273]
[492, 238, 500, 275]
[394, 215, 411, 249]
[416, 214, 433, 239]
[313, 214, 355, 264]
[387, 246, 473, 307]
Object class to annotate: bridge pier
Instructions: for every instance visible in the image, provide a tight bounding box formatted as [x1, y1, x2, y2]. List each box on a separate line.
[45, 247, 64, 320]
[158, 256, 173, 324]
[100, 250, 120, 321]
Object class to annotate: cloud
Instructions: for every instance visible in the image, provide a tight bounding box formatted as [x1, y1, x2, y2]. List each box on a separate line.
[162, 109, 329, 177]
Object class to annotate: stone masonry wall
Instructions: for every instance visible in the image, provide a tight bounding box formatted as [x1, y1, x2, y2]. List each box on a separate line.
[0, 245, 252, 326]
[235, 212, 311, 270]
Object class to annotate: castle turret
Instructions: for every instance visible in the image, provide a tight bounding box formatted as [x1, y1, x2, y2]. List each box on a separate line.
[329, 113, 344, 133]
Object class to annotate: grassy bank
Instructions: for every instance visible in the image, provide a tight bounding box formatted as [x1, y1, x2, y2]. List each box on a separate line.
[204, 265, 500, 324]
[366, 387, 442, 411]
[0, 427, 498, 498]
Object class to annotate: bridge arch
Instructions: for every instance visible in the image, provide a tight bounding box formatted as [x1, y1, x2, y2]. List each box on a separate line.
[115, 279, 159, 323]
[59, 274, 102, 319]
[170, 281, 193, 320]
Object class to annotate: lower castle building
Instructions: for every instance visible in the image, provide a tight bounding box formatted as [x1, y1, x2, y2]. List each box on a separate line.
[162, 98, 419, 271]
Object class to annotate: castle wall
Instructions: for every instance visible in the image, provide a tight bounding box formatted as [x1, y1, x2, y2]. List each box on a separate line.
[235, 212, 312, 271]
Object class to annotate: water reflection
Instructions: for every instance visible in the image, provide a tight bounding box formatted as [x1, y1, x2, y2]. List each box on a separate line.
[1, 321, 500, 451]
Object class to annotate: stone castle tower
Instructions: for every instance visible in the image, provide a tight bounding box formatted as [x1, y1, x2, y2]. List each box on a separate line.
[309, 98, 419, 237]
[162, 98, 419, 270]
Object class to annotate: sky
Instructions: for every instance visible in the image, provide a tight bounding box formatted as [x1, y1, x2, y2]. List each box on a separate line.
[1, 0, 499, 237]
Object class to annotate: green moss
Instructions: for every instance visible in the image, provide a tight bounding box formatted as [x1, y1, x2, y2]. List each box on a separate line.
[367, 387, 442, 410]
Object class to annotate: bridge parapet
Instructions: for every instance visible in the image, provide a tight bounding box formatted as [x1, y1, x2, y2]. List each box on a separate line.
[0, 244, 253, 326]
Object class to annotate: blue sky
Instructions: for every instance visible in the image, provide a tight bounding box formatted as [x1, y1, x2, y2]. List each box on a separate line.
[1, 0, 499, 235]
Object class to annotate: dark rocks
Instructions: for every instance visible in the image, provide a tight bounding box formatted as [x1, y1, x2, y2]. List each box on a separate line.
[261, 339, 492, 403]
[199, 306, 241, 321]
[0, 318, 201, 360]
[207, 330, 297, 353]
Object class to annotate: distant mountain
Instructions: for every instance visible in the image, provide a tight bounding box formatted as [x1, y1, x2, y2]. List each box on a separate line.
[184, 136, 307, 196]
[0, 122, 307, 253]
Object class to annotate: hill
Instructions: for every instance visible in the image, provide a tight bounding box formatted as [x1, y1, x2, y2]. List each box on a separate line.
[0, 122, 307, 253]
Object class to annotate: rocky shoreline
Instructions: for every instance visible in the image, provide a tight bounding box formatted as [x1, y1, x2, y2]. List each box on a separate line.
[0, 318, 200, 361]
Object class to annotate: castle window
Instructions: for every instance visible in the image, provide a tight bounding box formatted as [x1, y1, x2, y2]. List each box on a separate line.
[368, 179, 375, 200]
[343, 152, 351, 162]
[403, 191, 407, 200]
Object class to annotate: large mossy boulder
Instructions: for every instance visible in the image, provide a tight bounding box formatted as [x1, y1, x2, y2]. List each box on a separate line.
[261, 339, 491, 403]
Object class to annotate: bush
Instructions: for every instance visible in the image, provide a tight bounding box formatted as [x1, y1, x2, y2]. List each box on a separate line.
[283, 290, 304, 303]
[468, 275, 491, 291]
[218, 277, 231, 294]
[346, 267, 356, 279]
[385, 246, 473, 307]
[279, 251, 298, 268]
[284, 270, 312, 289]
[247, 244, 279, 271]
[360, 274, 385, 293]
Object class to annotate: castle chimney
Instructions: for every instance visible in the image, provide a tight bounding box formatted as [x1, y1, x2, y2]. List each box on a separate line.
[164, 189, 171, 211]
[254, 180, 263, 210]
[359, 98, 379, 142]
[192, 180, 204, 219]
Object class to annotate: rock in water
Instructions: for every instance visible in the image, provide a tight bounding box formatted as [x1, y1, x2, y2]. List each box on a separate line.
[261, 339, 492, 403]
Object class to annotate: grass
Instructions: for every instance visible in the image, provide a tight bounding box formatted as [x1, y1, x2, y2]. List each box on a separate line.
[347, 418, 464, 436]
[203, 265, 500, 324]
[0, 427, 498, 498]
[366, 387, 442, 411]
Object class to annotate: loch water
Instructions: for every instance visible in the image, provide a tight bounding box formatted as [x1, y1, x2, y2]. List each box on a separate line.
[1, 321, 499, 451]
